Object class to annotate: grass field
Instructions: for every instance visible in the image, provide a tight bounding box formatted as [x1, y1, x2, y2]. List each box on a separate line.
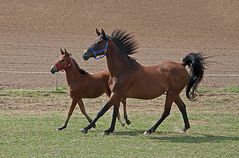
[0, 87, 239, 158]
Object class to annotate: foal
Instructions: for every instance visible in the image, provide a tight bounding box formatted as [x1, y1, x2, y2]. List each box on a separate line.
[50, 49, 130, 130]
[81, 29, 207, 135]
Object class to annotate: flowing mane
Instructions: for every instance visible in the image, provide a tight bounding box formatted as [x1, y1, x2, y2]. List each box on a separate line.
[110, 29, 138, 57]
[71, 58, 88, 74]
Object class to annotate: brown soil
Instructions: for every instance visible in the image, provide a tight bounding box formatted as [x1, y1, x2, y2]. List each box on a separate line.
[0, 0, 239, 89]
[1, 1, 239, 115]
[0, 91, 238, 116]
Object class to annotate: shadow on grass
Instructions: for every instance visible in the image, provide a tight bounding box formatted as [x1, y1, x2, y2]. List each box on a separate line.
[149, 132, 239, 143]
[114, 129, 146, 136]
[113, 129, 239, 143]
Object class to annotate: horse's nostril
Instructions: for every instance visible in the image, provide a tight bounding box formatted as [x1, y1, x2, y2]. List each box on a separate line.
[50, 65, 57, 74]
[50, 69, 55, 74]
[83, 54, 89, 60]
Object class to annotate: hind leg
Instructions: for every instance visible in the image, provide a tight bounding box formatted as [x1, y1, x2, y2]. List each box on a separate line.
[144, 92, 176, 135]
[78, 99, 96, 128]
[117, 111, 125, 127]
[174, 96, 190, 132]
[121, 98, 131, 125]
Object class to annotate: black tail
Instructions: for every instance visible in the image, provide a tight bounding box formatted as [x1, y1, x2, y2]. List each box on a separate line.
[183, 52, 207, 101]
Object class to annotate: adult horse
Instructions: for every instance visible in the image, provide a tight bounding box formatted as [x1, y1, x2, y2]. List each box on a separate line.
[50, 49, 131, 130]
[81, 29, 207, 135]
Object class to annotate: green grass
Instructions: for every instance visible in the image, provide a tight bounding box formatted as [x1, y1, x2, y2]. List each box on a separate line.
[198, 86, 239, 94]
[0, 87, 239, 157]
[0, 87, 67, 98]
[1, 112, 238, 157]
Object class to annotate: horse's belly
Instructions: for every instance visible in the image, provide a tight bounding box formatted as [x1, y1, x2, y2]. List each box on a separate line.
[82, 93, 103, 98]
[76, 85, 106, 99]
[126, 84, 166, 100]
[127, 92, 165, 100]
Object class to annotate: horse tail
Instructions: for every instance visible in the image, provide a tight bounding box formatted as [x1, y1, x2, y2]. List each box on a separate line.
[182, 52, 207, 101]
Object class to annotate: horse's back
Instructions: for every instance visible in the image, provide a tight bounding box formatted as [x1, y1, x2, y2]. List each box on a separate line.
[125, 61, 189, 99]
[157, 61, 189, 91]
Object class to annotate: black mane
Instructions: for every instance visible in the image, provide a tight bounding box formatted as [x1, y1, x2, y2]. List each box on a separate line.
[71, 58, 88, 75]
[110, 29, 138, 57]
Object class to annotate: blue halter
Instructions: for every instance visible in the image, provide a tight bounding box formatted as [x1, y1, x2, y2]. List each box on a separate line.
[90, 41, 108, 60]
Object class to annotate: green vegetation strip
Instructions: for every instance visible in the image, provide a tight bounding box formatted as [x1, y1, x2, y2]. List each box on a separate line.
[1, 86, 239, 98]
[198, 86, 239, 93]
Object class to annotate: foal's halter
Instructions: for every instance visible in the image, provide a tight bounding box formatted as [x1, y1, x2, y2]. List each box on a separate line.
[90, 40, 108, 60]
[55, 59, 72, 71]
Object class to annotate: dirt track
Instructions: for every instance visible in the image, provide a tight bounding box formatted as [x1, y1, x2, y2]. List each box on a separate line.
[0, 0, 239, 88]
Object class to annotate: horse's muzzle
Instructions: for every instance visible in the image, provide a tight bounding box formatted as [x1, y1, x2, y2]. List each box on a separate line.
[82, 52, 89, 61]
[50, 65, 58, 74]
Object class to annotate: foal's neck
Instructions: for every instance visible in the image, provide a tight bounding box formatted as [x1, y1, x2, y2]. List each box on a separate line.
[65, 58, 86, 84]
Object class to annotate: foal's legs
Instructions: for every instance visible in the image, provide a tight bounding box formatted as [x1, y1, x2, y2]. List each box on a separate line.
[78, 99, 96, 128]
[144, 92, 176, 135]
[58, 98, 78, 130]
[174, 96, 190, 132]
[121, 98, 131, 125]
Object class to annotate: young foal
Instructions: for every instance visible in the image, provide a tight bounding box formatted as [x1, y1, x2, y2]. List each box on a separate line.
[50, 49, 130, 130]
[81, 29, 207, 135]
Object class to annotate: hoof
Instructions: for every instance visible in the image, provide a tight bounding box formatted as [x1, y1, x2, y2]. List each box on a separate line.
[58, 126, 66, 131]
[143, 129, 154, 136]
[102, 131, 111, 135]
[183, 127, 190, 133]
[121, 122, 125, 127]
[126, 120, 131, 125]
[80, 128, 88, 134]
[143, 131, 151, 136]
[102, 129, 113, 135]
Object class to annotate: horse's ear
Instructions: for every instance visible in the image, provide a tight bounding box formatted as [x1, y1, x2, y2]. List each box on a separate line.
[60, 48, 64, 55]
[64, 49, 69, 56]
[96, 28, 101, 36]
[101, 29, 107, 39]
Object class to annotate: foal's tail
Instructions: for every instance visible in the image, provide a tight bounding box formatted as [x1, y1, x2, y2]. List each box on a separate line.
[182, 52, 207, 101]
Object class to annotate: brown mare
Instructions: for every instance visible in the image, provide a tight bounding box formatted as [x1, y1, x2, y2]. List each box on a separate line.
[81, 29, 207, 135]
[50, 49, 131, 130]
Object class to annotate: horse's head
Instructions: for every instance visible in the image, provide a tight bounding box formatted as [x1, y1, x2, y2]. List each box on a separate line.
[83, 29, 109, 60]
[50, 49, 72, 74]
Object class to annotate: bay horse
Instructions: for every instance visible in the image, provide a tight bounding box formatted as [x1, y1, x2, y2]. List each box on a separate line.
[50, 49, 131, 130]
[81, 29, 207, 135]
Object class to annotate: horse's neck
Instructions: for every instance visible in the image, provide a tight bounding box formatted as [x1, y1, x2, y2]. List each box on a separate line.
[65, 59, 83, 85]
[106, 44, 139, 76]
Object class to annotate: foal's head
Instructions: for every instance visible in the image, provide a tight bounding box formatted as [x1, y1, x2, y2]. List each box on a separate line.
[83, 29, 109, 60]
[50, 49, 72, 74]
